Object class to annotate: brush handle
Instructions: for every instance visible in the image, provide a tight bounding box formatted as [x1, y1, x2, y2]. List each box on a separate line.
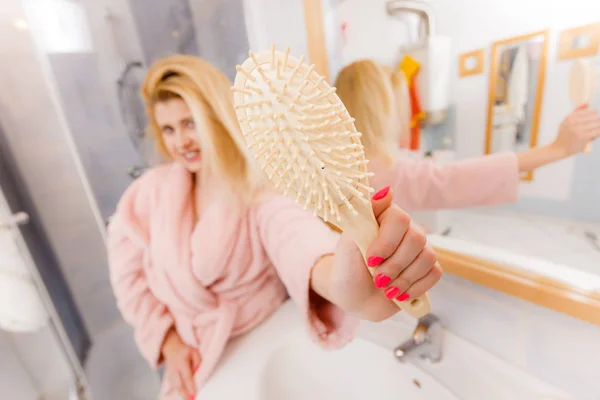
[342, 202, 431, 319]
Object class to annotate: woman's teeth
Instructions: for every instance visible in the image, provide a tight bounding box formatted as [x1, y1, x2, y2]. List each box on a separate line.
[183, 151, 199, 160]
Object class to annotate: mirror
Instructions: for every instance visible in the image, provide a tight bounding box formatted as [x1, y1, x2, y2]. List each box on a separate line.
[316, 1, 600, 324]
[485, 31, 548, 182]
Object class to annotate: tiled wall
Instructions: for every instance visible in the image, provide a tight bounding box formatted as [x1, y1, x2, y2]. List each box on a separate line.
[128, 0, 199, 65]
[189, 0, 250, 81]
[414, 274, 600, 399]
[243, 0, 309, 66]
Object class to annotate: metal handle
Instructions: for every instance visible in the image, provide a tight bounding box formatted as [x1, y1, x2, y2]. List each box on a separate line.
[128, 165, 146, 179]
[0, 211, 30, 228]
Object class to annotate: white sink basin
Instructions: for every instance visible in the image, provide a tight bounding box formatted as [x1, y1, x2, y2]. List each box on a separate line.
[198, 301, 571, 400]
[259, 333, 457, 400]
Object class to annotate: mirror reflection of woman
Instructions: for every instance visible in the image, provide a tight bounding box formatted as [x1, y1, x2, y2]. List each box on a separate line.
[335, 59, 600, 214]
[106, 55, 442, 400]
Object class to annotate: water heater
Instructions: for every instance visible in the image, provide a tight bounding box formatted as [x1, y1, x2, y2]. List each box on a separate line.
[387, 1, 451, 123]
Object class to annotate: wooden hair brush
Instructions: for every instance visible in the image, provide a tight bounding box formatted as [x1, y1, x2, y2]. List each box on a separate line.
[231, 45, 431, 318]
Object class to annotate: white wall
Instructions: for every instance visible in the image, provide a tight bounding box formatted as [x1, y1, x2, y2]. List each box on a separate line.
[332, 0, 600, 204]
[408, 274, 600, 400]
[243, 0, 309, 58]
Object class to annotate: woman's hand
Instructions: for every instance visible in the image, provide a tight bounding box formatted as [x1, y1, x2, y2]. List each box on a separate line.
[552, 105, 600, 156]
[311, 186, 442, 322]
[517, 106, 600, 173]
[161, 328, 201, 399]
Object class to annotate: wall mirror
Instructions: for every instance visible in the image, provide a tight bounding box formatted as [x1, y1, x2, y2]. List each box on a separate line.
[485, 30, 549, 182]
[309, 1, 600, 326]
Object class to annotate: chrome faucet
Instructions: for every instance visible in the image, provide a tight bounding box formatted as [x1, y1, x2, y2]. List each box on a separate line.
[394, 314, 442, 363]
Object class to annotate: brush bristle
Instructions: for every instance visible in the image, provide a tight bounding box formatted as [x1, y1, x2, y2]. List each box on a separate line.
[232, 46, 374, 223]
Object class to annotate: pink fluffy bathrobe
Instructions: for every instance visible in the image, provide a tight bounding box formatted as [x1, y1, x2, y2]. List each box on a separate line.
[107, 163, 358, 399]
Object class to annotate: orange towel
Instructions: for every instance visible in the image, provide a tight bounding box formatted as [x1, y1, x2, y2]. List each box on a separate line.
[399, 56, 426, 150]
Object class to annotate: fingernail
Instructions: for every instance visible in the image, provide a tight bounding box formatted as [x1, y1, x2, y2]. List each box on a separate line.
[189, 395, 195, 400]
[374, 274, 391, 288]
[577, 103, 589, 110]
[397, 292, 410, 302]
[385, 286, 400, 299]
[372, 186, 390, 201]
[367, 256, 384, 267]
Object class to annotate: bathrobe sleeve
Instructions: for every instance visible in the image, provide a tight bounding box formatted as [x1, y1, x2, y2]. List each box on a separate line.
[371, 152, 520, 212]
[106, 173, 175, 367]
[256, 194, 359, 348]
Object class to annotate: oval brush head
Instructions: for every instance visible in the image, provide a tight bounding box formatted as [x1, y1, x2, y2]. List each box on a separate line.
[232, 45, 430, 318]
[232, 46, 373, 226]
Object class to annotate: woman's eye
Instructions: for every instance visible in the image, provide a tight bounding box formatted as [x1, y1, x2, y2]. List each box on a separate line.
[162, 127, 174, 135]
[186, 120, 195, 129]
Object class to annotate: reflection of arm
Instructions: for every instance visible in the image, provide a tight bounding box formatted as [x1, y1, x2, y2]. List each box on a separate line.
[387, 152, 520, 211]
[517, 143, 567, 173]
[256, 194, 358, 348]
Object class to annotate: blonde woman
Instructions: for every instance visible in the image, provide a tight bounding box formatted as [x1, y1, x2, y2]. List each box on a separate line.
[335, 59, 600, 212]
[107, 55, 442, 400]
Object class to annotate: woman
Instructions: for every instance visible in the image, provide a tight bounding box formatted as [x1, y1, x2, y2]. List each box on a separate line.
[106, 55, 441, 400]
[335, 59, 600, 212]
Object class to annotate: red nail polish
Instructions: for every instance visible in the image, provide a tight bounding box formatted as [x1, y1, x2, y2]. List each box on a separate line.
[397, 292, 410, 301]
[367, 256, 384, 267]
[372, 186, 390, 201]
[189, 395, 195, 400]
[385, 287, 400, 299]
[374, 274, 391, 288]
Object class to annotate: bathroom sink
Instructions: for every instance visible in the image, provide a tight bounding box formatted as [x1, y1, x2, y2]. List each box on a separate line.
[259, 333, 457, 400]
[199, 301, 571, 400]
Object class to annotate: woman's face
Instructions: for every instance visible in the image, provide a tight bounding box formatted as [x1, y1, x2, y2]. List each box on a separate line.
[154, 97, 202, 172]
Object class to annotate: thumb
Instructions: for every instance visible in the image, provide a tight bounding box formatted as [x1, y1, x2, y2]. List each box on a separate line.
[191, 350, 202, 373]
[371, 186, 393, 220]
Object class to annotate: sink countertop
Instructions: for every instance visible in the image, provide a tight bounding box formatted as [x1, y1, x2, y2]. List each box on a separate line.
[199, 301, 571, 400]
[440, 209, 600, 275]
[426, 209, 600, 293]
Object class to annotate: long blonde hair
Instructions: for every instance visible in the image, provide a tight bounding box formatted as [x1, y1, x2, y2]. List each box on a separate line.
[334, 59, 397, 164]
[141, 54, 261, 203]
[383, 65, 412, 149]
